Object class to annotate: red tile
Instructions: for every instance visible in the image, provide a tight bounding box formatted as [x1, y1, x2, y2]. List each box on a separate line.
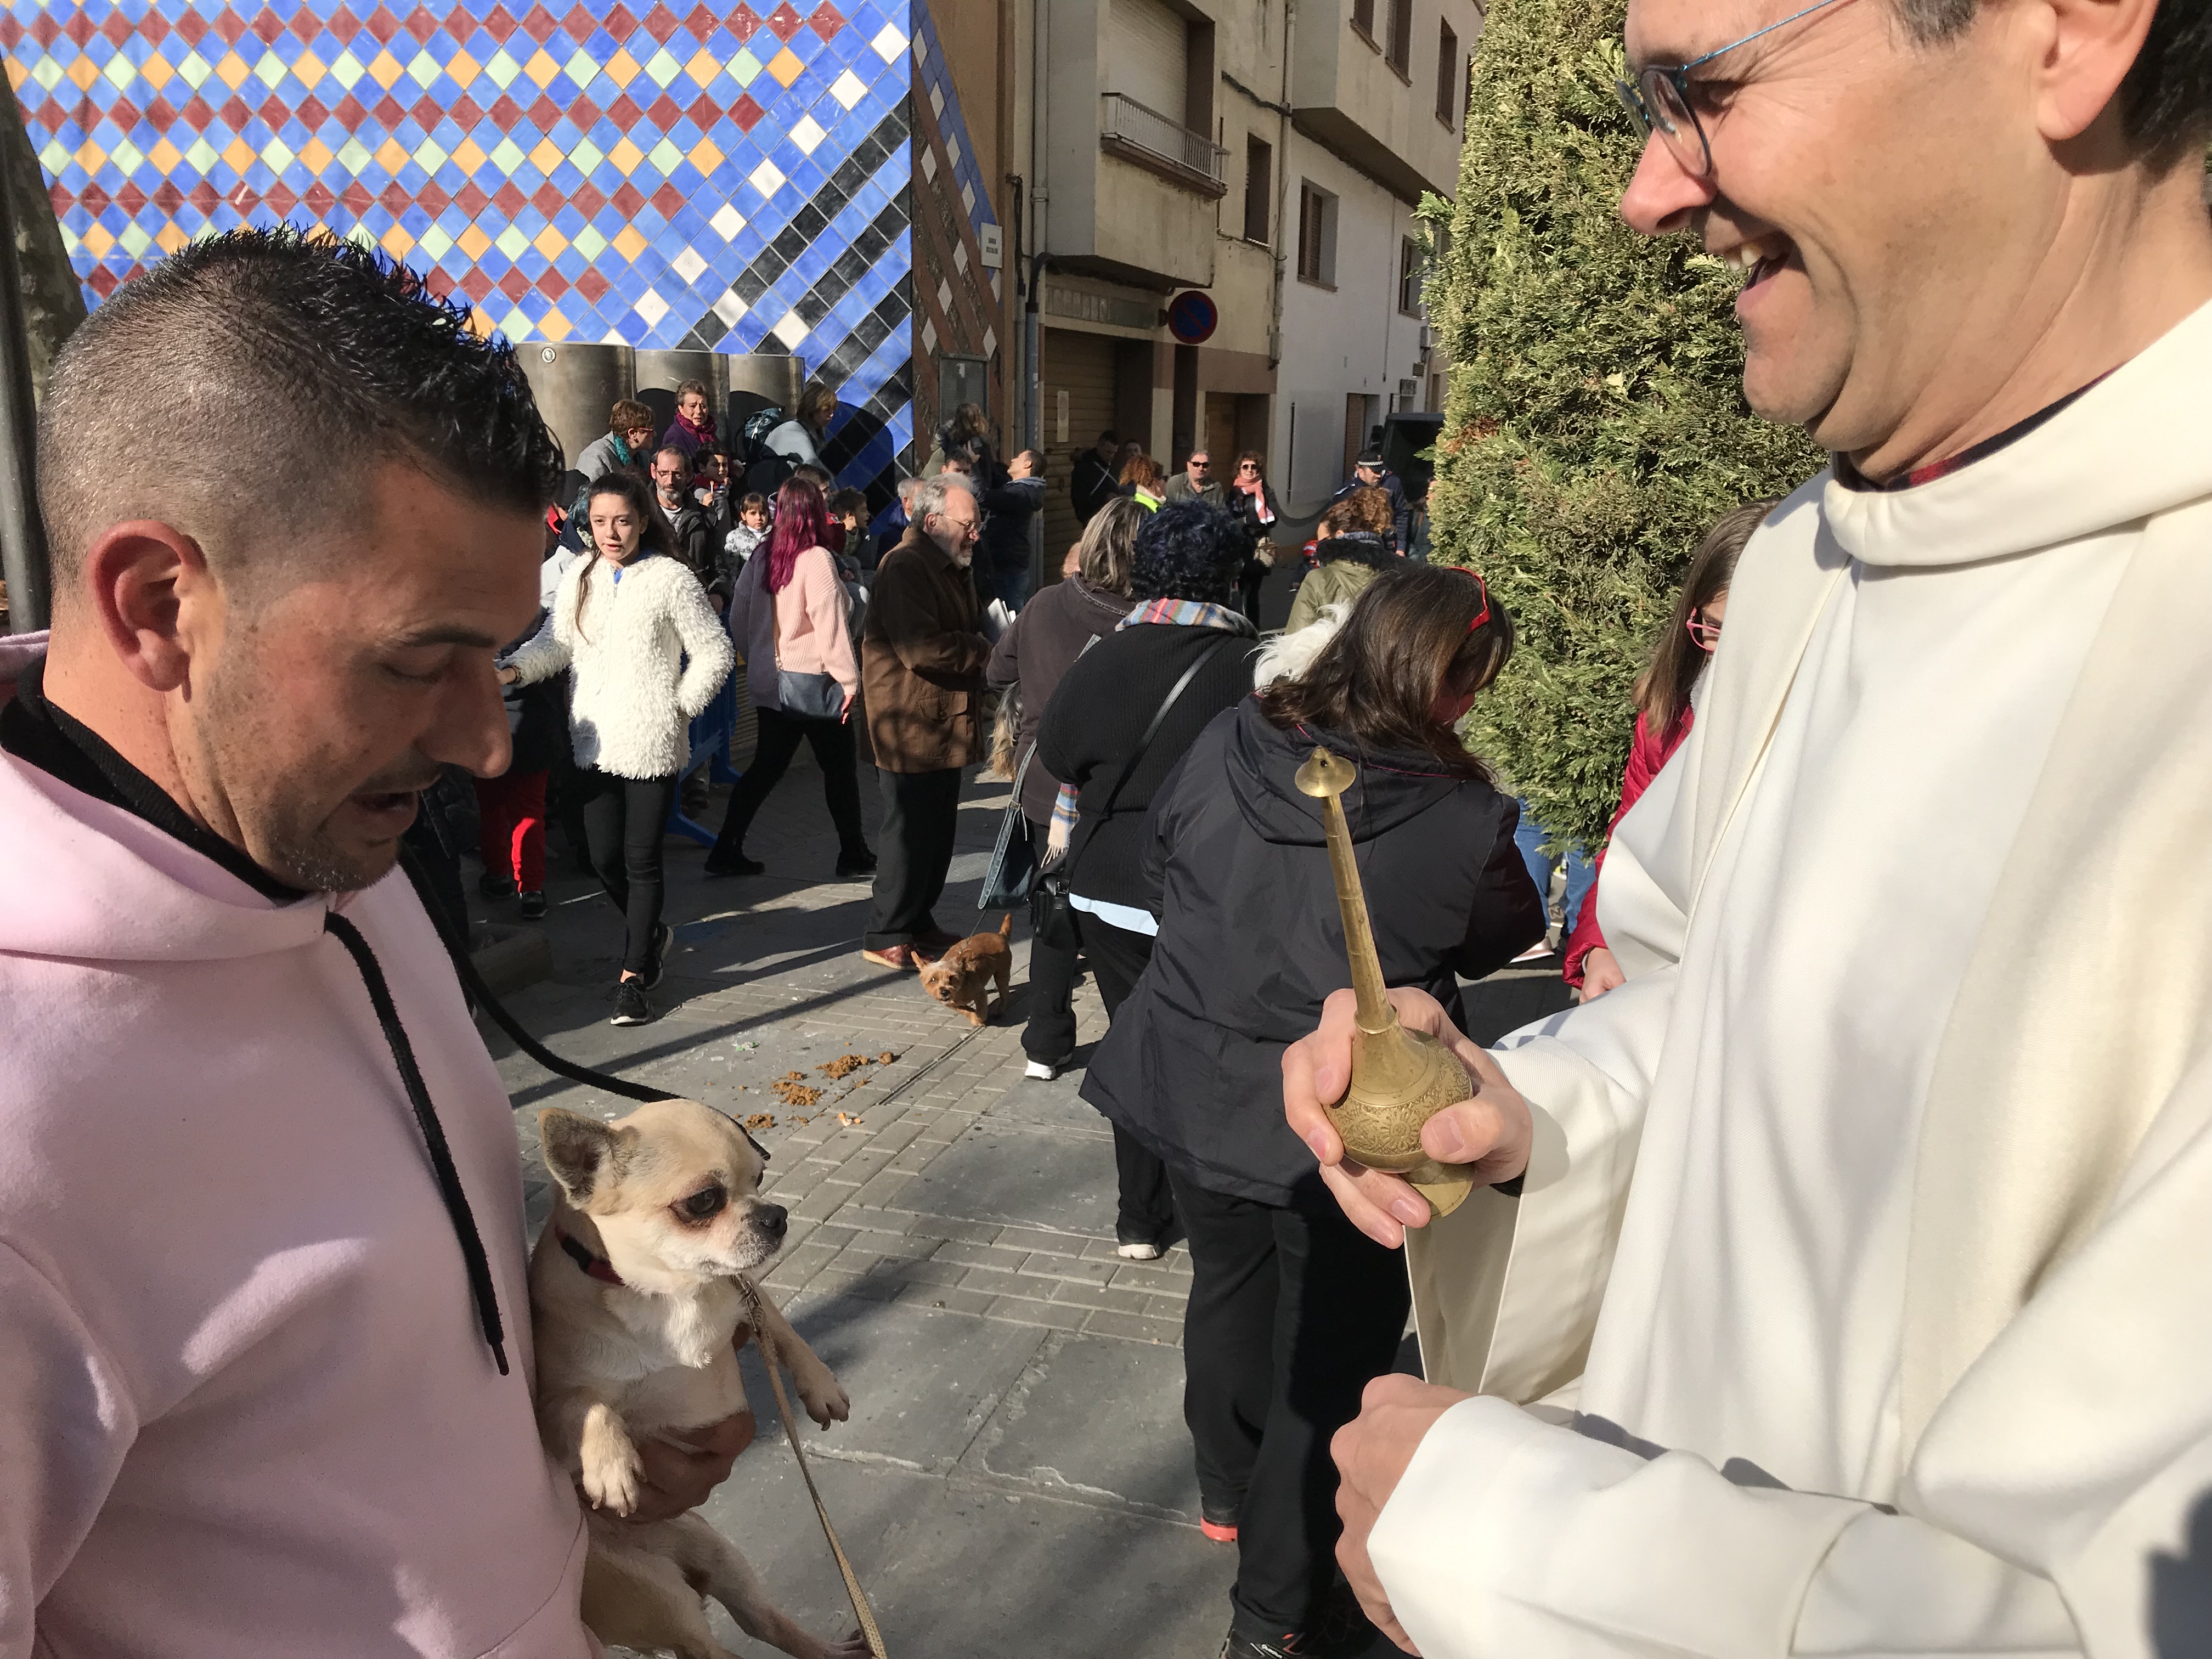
[108, 95, 142, 130]
[78, 182, 110, 213]
[334, 93, 368, 129]
[483, 4, 517, 38]
[607, 93, 641, 129]
[380, 180, 409, 212]
[685, 92, 716, 129]
[645, 93, 680, 129]
[363, 6, 399, 44]
[140, 9, 172, 44]
[520, 3, 558, 43]
[611, 180, 645, 216]
[27, 14, 57, 48]
[403, 5, 440, 42]
[567, 92, 601, 128]
[258, 94, 290, 128]
[576, 268, 609, 303]
[152, 180, 184, 211]
[410, 94, 443, 127]
[302, 180, 336, 211]
[114, 181, 147, 212]
[764, 3, 802, 42]
[492, 179, 526, 215]
[328, 5, 363, 41]
[250, 8, 284, 43]
[227, 183, 260, 210]
[61, 10, 93, 46]
[528, 93, 562, 131]
[212, 10, 247, 43]
[416, 179, 450, 213]
[458, 268, 493, 301]
[88, 269, 120, 299]
[729, 92, 763, 132]
[219, 95, 252, 129]
[100, 9, 136, 45]
[560, 3, 596, 41]
[424, 265, 455, 296]
[726, 5, 759, 40]
[264, 180, 299, 214]
[179, 94, 216, 131]
[537, 267, 569, 300]
[641, 3, 679, 42]
[454, 180, 490, 216]
[681, 3, 715, 39]
[488, 92, 522, 127]
[496, 267, 530, 300]
[44, 183, 72, 216]
[340, 180, 374, 210]
[0, 16, 19, 47]
[602, 4, 637, 42]
[450, 93, 483, 127]
[297, 94, 330, 128]
[649, 180, 684, 216]
[290, 9, 320, 42]
[443, 8, 475, 40]
[805, 2, 843, 38]
[145, 94, 178, 129]
[373, 94, 405, 127]
[531, 181, 562, 214]
[571, 180, 605, 216]
[188, 179, 221, 211]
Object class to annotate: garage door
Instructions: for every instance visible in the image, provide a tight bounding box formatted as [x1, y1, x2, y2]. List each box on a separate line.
[1041, 326, 1120, 577]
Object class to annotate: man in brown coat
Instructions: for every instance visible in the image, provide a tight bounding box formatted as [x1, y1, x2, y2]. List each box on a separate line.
[859, 473, 990, 968]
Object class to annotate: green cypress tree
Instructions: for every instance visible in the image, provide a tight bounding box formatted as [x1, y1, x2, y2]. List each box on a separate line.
[1421, 0, 1823, 851]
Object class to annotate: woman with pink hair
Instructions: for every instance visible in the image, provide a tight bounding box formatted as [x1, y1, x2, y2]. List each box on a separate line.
[704, 476, 875, 879]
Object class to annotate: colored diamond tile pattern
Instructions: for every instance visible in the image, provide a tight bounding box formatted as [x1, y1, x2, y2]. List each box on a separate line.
[5, 0, 917, 476]
[909, 3, 989, 244]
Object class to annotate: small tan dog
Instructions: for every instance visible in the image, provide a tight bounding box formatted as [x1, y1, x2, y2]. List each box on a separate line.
[917, 913, 1013, 1026]
[529, 1098, 867, 1659]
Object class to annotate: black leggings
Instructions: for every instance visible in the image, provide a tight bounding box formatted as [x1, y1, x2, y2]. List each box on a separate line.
[711, 706, 866, 859]
[577, 768, 677, 977]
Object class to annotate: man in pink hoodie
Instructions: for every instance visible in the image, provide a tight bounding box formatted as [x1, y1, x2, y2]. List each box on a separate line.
[0, 228, 746, 1656]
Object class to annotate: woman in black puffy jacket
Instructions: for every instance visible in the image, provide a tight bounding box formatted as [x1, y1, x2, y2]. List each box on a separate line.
[1081, 563, 1542, 1659]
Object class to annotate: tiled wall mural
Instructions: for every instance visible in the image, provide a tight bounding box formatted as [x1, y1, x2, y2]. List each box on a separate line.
[907, 1, 1000, 452]
[5, 0, 918, 487]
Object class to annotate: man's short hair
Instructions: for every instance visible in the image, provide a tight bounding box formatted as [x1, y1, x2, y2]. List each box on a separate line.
[653, 446, 689, 469]
[38, 227, 562, 596]
[792, 462, 833, 492]
[1898, 0, 2212, 166]
[895, 476, 924, 506]
[912, 474, 976, 525]
[610, 398, 656, 434]
[1015, 449, 1046, 473]
[1097, 429, 1118, 445]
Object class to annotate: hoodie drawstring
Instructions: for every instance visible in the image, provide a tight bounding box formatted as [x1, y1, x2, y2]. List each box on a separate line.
[324, 911, 510, 1377]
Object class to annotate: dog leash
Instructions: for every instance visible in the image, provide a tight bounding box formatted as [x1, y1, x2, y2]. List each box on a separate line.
[738, 1274, 890, 1659]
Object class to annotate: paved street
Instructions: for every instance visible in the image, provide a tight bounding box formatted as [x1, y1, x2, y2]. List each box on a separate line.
[474, 699, 1571, 1658]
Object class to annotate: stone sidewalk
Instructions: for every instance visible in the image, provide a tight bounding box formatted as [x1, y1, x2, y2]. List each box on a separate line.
[471, 732, 1573, 1658]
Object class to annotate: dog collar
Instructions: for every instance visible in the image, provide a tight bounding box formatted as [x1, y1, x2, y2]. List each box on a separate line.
[557, 1228, 624, 1286]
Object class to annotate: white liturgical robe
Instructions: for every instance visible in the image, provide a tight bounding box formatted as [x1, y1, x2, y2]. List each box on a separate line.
[1376, 299, 2212, 1658]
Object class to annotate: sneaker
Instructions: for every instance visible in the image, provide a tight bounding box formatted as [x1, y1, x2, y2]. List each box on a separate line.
[836, 846, 879, 878]
[477, 870, 515, 900]
[1115, 1237, 1164, 1262]
[1024, 1057, 1068, 1081]
[702, 850, 765, 878]
[1199, 1499, 1240, 1544]
[642, 923, 676, 990]
[610, 979, 655, 1026]
[518, 890, 547, 920]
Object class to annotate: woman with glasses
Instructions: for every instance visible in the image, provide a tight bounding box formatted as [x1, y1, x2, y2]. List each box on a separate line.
[1225, 450, 1282, 622]
[1564, 499, 1774, 1000]
[1079, 563, 1541, 1659]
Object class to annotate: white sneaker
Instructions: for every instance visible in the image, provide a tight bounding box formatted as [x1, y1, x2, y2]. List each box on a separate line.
[1116, 1239, 1164, 1261]
[1024, 1058, 1064, 1081]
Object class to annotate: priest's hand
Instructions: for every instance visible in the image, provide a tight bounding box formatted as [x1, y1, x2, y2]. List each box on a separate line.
[1333, 1373, 1472, 1655]
[1282, 986, 1531, 1248]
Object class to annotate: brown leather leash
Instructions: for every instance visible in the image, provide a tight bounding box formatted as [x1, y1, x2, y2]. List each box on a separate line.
[738, 1275, 889, 1659]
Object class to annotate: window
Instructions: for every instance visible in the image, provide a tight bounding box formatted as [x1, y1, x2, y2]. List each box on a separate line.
[1386, 0, 1413, 75]
[1398, 236, 1423, 315]
[1352, 0, 1375, 41]
[1436, 20, 1458, 125]
[1297, 182, 1338, 287]
[1243, 135, 1273, 244]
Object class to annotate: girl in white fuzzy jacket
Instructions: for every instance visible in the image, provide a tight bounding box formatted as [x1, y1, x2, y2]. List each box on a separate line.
[503, 471, 733, 1025]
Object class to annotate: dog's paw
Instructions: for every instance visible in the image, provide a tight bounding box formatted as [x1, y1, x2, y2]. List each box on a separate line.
[797, 1364, 851, 1427]
[578, 1404, 643, 1516]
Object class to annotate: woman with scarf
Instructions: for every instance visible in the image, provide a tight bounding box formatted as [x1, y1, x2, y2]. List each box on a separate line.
[1282, 487, 1397, 633]
[661, 378, 718, 466]
[1081, 565, 1540, 1659]
[1225, 450, 1282, 623]
[1035, 500, 1260, 1260]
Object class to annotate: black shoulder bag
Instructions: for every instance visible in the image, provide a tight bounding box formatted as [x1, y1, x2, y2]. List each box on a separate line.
[1029, 634, 1230, 951]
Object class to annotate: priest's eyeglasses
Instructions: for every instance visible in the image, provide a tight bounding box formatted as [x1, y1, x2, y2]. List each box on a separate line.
[1615, 0, 1850, 179]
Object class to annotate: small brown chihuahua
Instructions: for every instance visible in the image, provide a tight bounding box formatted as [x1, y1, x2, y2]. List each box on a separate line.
[917, 913, 1014, 1026]
[529, 1098, 866, 1659]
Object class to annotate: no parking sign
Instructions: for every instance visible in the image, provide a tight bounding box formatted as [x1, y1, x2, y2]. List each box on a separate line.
[1167, 291, 1218, 345]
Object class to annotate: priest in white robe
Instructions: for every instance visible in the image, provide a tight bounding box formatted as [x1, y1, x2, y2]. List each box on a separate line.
[1280, 0, 2212, 1654]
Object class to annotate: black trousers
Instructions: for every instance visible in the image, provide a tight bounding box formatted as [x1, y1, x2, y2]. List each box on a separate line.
[1171, 1172, 1412, 1642]
[712, 706, 867, 860]
[577, 768, 678, 977]
[1081, 911, 1177, 1245]
[1021, 819, 1080, 1064]
[866, 766, 962, 949]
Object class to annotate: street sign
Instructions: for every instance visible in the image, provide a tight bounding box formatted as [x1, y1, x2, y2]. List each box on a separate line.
[1166, 290, 1218, 345]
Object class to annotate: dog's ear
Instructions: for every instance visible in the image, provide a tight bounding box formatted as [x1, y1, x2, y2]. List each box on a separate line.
[538, 1109, 630, 1209]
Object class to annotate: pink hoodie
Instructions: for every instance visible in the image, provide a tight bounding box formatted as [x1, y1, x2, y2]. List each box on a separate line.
[0, 656, 590, 1657]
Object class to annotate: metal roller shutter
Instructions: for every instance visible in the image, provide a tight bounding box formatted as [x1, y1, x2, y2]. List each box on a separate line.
[1105, 0, 1187, 120]
[1041, 326, 1119, 577]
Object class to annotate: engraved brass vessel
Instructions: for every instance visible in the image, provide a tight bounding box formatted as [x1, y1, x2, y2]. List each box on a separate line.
[1296, 746, 1476, 1219]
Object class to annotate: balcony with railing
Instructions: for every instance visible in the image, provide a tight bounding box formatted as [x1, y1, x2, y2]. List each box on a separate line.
[1098, 92, 1229, 199]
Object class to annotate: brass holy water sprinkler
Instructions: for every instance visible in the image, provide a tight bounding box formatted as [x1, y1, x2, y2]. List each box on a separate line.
[1295, 746, 1477, 1219]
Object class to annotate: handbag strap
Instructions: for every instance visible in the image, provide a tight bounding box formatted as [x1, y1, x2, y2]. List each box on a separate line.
[1094, 633, 1234, 822]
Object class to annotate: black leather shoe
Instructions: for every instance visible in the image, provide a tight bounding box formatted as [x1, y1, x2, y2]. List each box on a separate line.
[702, 850, 765, 878]
[836, 846, 878, 878]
